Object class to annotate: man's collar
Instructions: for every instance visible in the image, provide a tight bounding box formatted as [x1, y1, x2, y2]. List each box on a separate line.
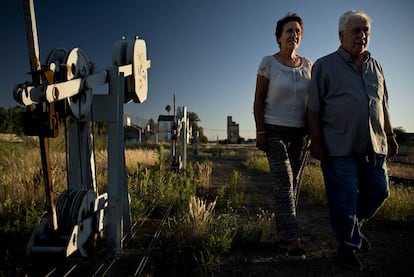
[337, 47, 371, 62]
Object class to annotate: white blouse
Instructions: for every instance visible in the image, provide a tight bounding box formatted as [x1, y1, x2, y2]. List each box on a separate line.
[257, 55, 312, 128]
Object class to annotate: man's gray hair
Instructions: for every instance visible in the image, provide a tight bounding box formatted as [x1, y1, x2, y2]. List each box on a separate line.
[338, 10, 371, 32]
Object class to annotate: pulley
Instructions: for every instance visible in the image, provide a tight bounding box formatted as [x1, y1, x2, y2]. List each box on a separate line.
[56, 189, 97, 256]
[112, 37, 151, 103]
[45, 47, 68, 83]
[64, 48, 93, 118]
[56, 189, 96, 232]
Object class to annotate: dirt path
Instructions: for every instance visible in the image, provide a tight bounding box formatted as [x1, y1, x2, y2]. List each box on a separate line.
[209, 151, 414, 277]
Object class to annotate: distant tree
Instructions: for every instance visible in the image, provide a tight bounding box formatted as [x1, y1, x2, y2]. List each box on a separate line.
[0, 106, 24, 134]
[11, 106, 24, 134]
[186, 112, 208, 143]
[165, 105, 171, 115]
[147, 118, 157, 133]
[188, 112, 200, 130]
[197, 127, 208, 143]
[394, 127, 412, 146]
[0, 107, 7, 132]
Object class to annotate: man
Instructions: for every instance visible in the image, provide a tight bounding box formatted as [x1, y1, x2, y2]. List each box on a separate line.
[307, 10, 398, 270]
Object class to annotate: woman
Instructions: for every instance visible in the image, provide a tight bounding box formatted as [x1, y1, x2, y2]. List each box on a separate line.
[253, 13, 311, 258]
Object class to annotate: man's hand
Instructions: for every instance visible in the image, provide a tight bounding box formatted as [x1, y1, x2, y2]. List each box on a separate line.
[387, 136, 398, 158]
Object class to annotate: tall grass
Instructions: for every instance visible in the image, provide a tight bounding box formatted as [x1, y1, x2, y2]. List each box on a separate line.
[0, 139, 170, 232]
[301, 163, 327, 205]
[242, 150, 269, 173]
[301, 163, 414, 221]
[173, 196, 217, 245]
[377, 185, 414, 221]
[0, 139, 65, 233]
[242, 150, 414, 222]
[195, 161, 213, 189]
[168, 195, 238, 275]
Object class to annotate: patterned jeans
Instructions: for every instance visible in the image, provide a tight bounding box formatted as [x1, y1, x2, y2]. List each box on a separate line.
[264, 124, 309, 241]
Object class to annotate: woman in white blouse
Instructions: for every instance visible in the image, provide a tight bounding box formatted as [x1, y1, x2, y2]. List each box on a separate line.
[253, 13, 311, 259]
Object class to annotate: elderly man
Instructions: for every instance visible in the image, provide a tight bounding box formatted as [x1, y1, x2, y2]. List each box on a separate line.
[307, 10, 398, 270]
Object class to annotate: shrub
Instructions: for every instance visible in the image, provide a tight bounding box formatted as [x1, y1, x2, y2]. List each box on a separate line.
[169, 196, 238, 276]
[242, 150, 269, 173]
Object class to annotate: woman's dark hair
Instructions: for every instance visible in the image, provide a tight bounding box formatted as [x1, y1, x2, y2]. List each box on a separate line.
[275, 13, 303, 46]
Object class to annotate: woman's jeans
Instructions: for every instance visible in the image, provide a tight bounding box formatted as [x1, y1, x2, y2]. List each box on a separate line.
[321, 154, 389, 252]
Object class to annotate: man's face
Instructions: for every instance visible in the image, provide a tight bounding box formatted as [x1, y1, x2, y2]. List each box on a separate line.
[340, 16, 370, 57]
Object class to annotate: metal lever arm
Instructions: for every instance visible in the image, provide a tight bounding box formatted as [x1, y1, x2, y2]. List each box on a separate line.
[22, 0, 58, 231]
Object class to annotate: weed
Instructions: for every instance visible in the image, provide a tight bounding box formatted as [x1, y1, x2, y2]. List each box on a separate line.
[257, 208, 276, 242]
[214, 170, 245, 210]
[377, 184, 414, 221]
[301, 164, 327, 205]
[169, 196, 238, 276]
[242, 150, 269, 173]
[193, 250, 221, 277]
[195, 161, 213, 189]
[227, 171, 245, 209]
[0, 199, 44, 234]
[172, 196, 217, 246]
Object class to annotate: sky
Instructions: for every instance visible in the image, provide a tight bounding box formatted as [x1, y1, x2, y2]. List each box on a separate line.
[1, 0, 413, 141]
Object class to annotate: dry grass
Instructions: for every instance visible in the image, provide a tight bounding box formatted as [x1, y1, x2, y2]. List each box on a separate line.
[172, 196, 218, 245]
[0, 148, 41, 206]
[0, 140, 159, 217]
[388, 162, 414, 179]
[0, 133, 25, 143]
[125, 148, 158, 172]
[377, 185, 414, 221]
[241, 150, 269, 173]
[243, 152, 414, 222]
[195, 161, 213, 188]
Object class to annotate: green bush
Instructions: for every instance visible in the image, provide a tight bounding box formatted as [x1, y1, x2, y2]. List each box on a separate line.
[242, 150, 269, 173]
[0, 199, 44, 234]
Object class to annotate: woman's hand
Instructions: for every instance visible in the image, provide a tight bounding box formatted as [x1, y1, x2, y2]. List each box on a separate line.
[256, 133, 268, 151]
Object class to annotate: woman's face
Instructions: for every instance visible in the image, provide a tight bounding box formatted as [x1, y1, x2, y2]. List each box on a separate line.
[278, 21, 302, 50]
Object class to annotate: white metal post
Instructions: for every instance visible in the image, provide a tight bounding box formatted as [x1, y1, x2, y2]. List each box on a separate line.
[181, 106, 187, 171]
[106, 67, 126, 256]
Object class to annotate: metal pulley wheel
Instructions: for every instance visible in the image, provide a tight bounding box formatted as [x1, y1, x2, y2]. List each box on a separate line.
[128, 38, 150, 103]
[64, 48, 93, 118]
[56, 189, 97, 257]
[45, 48, 68, 83]
[56, 189, 96, 232]
[112, 37, 150, 103]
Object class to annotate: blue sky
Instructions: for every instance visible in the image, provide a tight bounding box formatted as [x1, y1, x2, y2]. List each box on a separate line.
[1, 0, 413, 140]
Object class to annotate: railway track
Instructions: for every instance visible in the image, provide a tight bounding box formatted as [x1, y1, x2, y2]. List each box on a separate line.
[30, 201, 174, 277]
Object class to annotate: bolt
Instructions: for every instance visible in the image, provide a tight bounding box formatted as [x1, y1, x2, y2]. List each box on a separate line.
[52, 87, 59, 99]
[71, 63, 77, 77]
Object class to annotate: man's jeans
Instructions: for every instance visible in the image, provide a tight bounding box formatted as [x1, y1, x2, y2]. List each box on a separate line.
[321, 154, 389, 252]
